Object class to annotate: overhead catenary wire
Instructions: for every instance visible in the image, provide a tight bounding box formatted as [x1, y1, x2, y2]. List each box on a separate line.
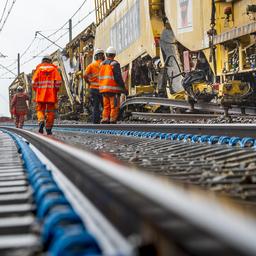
[1, 0, 88, 68]
[0, 63, 16, 76]
[0, 36, 38, 77]
[21, 8, 95, 67]
[0, 76, 15, 79]
[46, 0, 89, 38]
[0, 0, 9, 26]
[0, 1, 94, 78]
[0, 0, 17, 34]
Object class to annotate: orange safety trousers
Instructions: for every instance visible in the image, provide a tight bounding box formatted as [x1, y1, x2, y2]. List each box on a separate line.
[102, 94, 120, 122]
[36, 103, 55, 128]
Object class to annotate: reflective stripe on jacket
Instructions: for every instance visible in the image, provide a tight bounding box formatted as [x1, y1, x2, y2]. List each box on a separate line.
[84, 60, 102, 90]
[99, 59, 124, 94]
[32, 63, 62, 103]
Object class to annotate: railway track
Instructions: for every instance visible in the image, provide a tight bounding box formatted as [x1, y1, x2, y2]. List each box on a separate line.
[51, 123, 256, 137]
[1, 126, 256, 255]
[127, 112, 256, 124]
[128, 112, 220, 123]
[121, 97, 256, 115]
[34, 124, 256, 203]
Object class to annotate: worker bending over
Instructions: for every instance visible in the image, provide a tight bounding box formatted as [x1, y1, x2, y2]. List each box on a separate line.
[32, 55, 62, 135]
[99, 46, 126, 124]
[11, 86, 29, 129]
[84, 48, 105, 124]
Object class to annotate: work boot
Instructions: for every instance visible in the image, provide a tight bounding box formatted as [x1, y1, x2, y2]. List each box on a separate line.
[46, 128, 52, 135]
[38, 121, 45, 134]
[101, 120, 110, 124]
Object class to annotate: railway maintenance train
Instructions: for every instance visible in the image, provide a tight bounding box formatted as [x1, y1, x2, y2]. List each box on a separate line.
[94, 0, 256, 115]
[9, 0, 256, 119]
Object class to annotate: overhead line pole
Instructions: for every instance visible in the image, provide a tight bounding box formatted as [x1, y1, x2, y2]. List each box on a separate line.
[17, 53, 20, 75]
[69, 19, 72, 42]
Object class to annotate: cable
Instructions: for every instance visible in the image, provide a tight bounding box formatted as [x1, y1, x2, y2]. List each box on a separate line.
[0, 63, 16, 76]
[0, 36, 37, 77]
[20, 36, 37, 57]
[0, 77, 15, 79]
[0, 3, 94, 77]
[0, 0, 9, 26]
[0, 0, 17, 33]
[73, 9, 95, 29]
[21, 8, 95, 67]
[47, 0, 89, 38]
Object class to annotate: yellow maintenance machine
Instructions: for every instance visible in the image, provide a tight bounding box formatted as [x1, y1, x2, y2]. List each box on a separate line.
[51, 23, 96, 120]
[94, 0, 256, 114]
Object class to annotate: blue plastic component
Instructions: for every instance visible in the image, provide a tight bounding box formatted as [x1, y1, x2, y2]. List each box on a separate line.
[29, 171, 52, 183]
[147, 132, 155, 138]
[191, 135, 201, 143]
[229, 137, 241, 146]
[171, 133, 179, 140]
[164, 133, 173, 140]
[42, 209, 84, 245]
[208, 136, 220, 144]
[199, 135, 211, 143]
[184, 134, 193, 142]
[35, 184, 63, 205]
[177, 134, 186, 141]
[150, 132, 161, 139]
[37, 196, 71, 219]
[49, 228, 102, 256]
[240, 137, 255, 148]
[218, 136, 230, 145]
[33, 177, 56, 193]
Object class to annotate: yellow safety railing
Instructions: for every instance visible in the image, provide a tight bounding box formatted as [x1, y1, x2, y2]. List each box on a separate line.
[94, 0, 122, 25]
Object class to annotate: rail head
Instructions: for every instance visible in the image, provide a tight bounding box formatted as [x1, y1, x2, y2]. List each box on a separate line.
[52, 123, 256, 138]
[3, 127, 256, 255]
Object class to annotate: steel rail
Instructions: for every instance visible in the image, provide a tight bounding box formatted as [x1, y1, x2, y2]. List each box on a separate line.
[130, 112, 220, 121]
[121, 97, 256, 115]
[3, 127, 256, 255]
[51, 123, 256, 138]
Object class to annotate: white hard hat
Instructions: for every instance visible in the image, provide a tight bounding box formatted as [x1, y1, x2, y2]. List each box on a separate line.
[42, 55, 52, 62]
[94, 48, 104, 55]
[106, 46, 116, 55]
[17, 86, 23, 92]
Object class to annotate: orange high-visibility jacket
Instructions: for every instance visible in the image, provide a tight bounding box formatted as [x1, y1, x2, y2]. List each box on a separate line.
[32, 63, 62, 103]
[84, 60, 102, 90]
[99, 59, 124, 94]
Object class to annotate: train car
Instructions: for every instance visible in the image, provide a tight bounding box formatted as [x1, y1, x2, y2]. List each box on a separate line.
[94, 0, 256, 114]
[94, 0, 171, 97]
[165, 0, 256, 113]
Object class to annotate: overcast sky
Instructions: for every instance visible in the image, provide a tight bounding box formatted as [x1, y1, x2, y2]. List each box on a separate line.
[0, 0, 95, 116]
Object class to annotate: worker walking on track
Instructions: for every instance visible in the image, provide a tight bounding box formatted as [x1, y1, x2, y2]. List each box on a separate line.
[84, 48, 105, 124]
[99, 46, 126, 124]
[32, 55, 62, 135]
[10, 86, 29, 129]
